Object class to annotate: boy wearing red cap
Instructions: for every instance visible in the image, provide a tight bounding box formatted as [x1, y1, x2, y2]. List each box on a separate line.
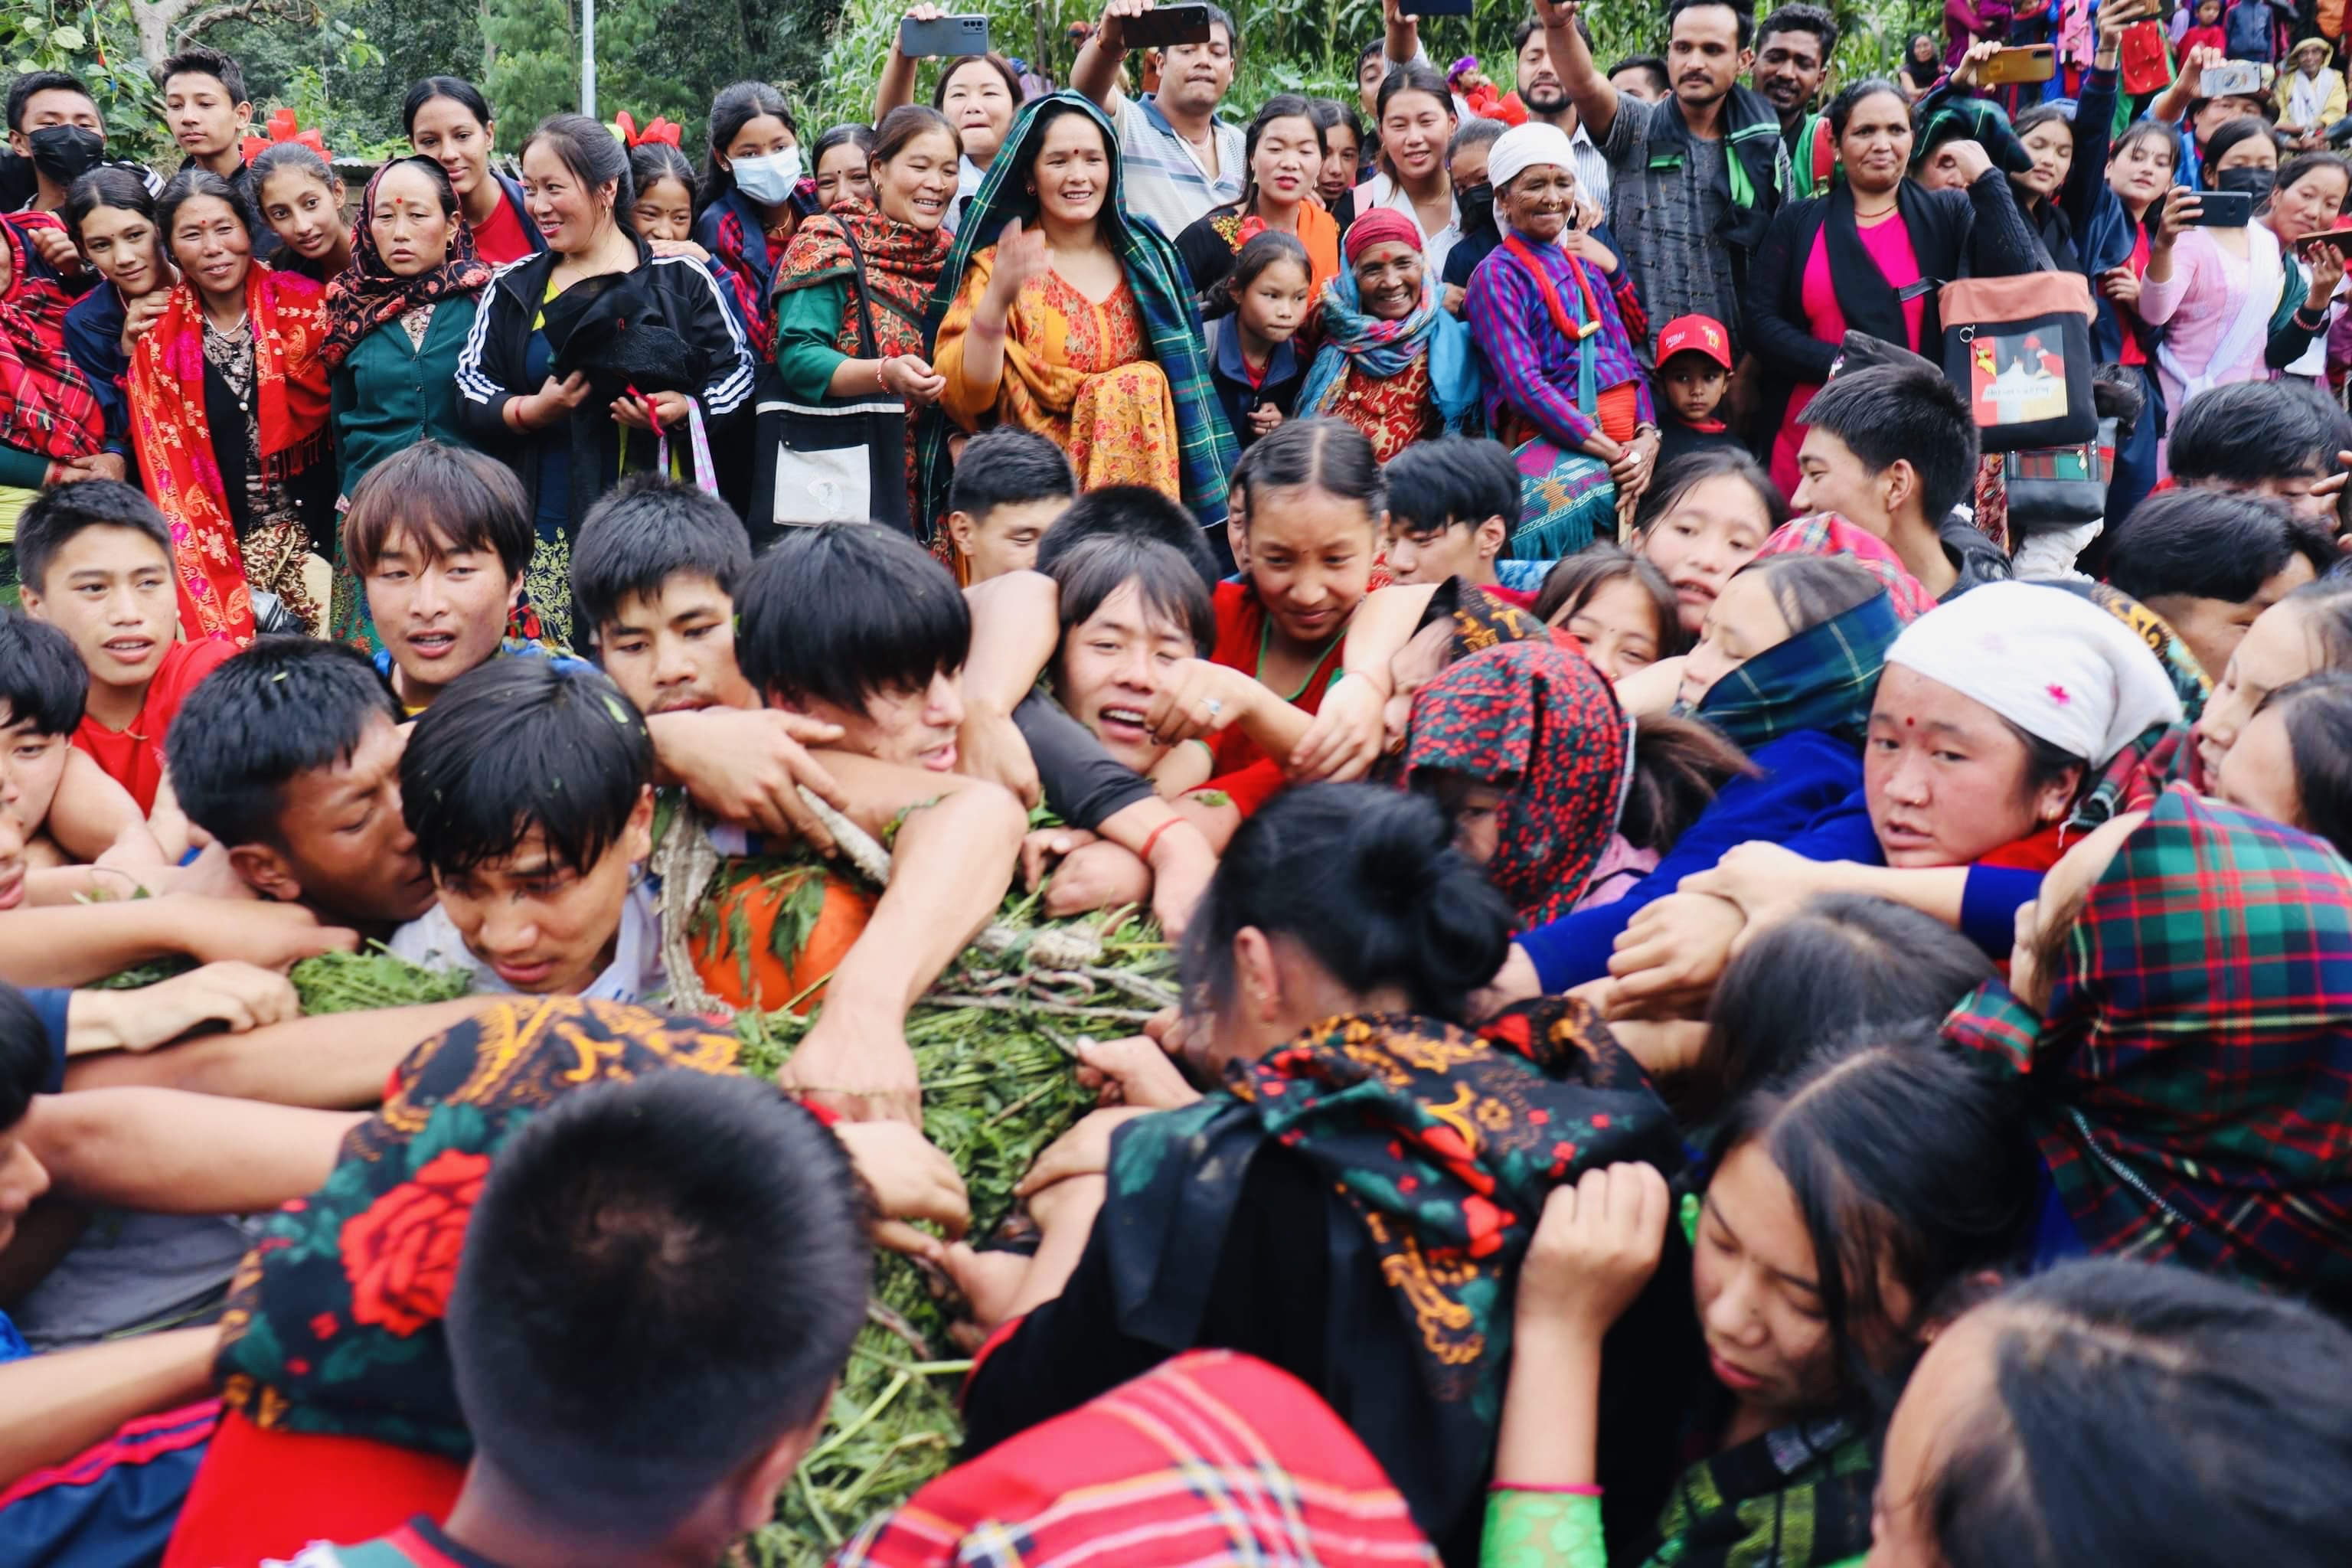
[1653, 313, 1746, 469]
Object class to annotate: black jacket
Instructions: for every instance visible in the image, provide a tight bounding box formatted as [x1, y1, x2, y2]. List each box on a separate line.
[453, 236, 754, 525]
[1744, 172, 2048, 423]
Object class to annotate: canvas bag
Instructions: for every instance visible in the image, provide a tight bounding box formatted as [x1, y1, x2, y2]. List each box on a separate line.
[750, 226, 910, 532]
[1939, 271, 2099, 451]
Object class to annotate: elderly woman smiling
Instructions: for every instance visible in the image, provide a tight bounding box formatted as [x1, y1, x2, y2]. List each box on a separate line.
[1465, 122, 1655, 558]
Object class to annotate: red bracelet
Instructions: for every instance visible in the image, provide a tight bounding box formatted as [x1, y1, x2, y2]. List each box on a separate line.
[1488, 1481, 1604, 1496]
[1138, 818, 1179, 863]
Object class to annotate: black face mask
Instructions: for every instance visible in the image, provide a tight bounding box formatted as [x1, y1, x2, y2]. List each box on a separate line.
[1457, 181, 1494, 234]
[2216, 165, 2277, 200]
[28, 124, 104, 184]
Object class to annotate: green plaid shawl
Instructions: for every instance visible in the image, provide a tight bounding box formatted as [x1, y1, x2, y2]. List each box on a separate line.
[1684, 589, 1904, 753]
[917, 93, 1237, 533]
[1944, 786, 2352, 1312]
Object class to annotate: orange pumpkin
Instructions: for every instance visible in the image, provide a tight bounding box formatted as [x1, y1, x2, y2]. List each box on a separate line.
[688, 865, 877, 1014]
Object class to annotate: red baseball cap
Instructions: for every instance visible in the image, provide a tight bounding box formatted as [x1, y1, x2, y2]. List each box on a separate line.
[1657, 315, 1733, 371]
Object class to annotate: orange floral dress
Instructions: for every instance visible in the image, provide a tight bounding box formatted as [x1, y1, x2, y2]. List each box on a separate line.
[935, 245, 1181, 498]
[1330, 351, 1439, 462]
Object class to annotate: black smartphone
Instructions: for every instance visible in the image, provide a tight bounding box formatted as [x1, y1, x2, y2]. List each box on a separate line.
[898, 14, 989, 56]
[2186, 190, 2253, 227]
[1122, 4, 1213, 48]
[1414, 0, 1475, 14]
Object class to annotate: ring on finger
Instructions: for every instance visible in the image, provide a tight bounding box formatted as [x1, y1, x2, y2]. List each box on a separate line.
[1202, 697, 1223, 718]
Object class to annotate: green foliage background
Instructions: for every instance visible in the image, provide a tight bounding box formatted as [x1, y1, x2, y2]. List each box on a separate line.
[11, 0, 1938, 172]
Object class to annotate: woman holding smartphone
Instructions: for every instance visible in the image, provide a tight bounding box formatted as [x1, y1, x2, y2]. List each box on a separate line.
[874, 5, 1026, 236]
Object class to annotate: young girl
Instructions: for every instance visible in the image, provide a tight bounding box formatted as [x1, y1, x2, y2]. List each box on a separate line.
[1204, 230, 1312, 451]
[2179, 0, 2227, 58]
[1308, 96, 1364, 207]
[252, 142, 353, 284]
[809, 123, 877, 211]
[1629, 449, 1786, 641]
[1488, 1037, 2037, 1568]
[693, 80, 804, 358]
[1532, 541, 1684, 679]
[627, 142, 701, 242]
[60, 167, 176, 482]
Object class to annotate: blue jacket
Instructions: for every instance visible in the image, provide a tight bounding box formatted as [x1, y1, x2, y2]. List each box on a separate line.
[61, 283, 131, 459]
[1517, 728, 1873, 991]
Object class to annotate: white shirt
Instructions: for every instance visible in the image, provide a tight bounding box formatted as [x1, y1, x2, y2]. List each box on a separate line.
[388, 880, 667, 1004]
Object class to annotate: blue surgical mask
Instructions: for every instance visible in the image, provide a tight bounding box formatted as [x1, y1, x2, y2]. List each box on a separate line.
[731, 148, 802, 206]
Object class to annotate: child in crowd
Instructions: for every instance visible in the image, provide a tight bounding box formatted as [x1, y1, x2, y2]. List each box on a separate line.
[1204, 230, 1312, 452]
[344, 441, 591, 715]
[627, 142, 701, 243]
[1651, 314, 1745, 468]
[389, 658, 662, 1001]
[1629, 449, 1787, 641]
[1792, 364, 2005, 602]
[1532, 541, 1684, 678]
[0, 609, 165, 903]
[1380, 435, 1524, 599]
[570, 475, 756, 715]
[15, 481, 233, 818]
[943, 426, 1078, 584]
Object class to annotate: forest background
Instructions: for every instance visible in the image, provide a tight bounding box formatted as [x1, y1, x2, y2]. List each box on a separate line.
[6, 0, 1943, 168]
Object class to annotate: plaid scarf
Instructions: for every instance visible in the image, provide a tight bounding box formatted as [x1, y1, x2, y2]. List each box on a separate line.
[773, 196, 947, 362]
[836, 1351, 1439, 1568]
[318, 158, 492, 370]
[127, 263, 332, 645]
[212, 998, 742, 1455]
[1405, 640, 1628, 926]
[1296, 261, 1480, 432]
[920, 93, 1238, 532]
[1944, 787, 2352, 1312]
[1107, 999, 1677, 1425]
[1688, 588, 1905, 753]
[0, 214, 103, 464]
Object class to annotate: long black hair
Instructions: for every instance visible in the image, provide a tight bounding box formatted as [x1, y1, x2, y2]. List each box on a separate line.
[1708, 1031, 2038, 1414]
[1238, 92, 1317, 212]
[1181, 782, 1513, 1024]
[402, 75, 493, 139]
[700, 80, 796, 209]
[1922, 1259, 2352, 1568]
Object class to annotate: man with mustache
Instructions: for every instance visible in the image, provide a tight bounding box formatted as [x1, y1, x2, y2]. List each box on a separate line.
[1071, 0, 1246, 240]
[1535, 0, 1790, 362]
[1509, 11, 1612, 207]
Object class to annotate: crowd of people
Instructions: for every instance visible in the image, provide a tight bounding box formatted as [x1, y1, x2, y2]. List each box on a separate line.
[4, 0, 2352, 1564]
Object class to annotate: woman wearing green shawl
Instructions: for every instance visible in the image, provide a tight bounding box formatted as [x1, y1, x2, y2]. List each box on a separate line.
[1514, 552, 1907, 992]
[924, 93, 1237, 540]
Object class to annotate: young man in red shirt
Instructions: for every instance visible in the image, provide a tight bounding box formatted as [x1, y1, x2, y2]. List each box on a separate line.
[15, 482, 234, 817]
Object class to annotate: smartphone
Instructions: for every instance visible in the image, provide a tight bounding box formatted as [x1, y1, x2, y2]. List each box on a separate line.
[2295, 219, 2352, 253]
[2203, 60, 2267, 98]
[898, 14, 988, 57]
[1122, 3, 1213, 49]
[1413, 0, 1475, 12]
[2187, 189, 2254, 227]
[1979, 44, 2057, 85]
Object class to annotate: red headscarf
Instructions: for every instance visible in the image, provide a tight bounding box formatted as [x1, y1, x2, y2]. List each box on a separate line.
[1344, 205, 1423, 266]
[319, 157, 492, 370]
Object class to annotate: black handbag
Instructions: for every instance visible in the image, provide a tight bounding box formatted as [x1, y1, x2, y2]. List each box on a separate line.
[1939, 272, 2099, 452]
[750, 227, 910, 533]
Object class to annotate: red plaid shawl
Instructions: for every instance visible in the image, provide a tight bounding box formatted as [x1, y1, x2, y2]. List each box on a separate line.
[831, 1351, 1437, 1568]
[0, 214, 103, 464]
[1944, 786, 2352, 1309]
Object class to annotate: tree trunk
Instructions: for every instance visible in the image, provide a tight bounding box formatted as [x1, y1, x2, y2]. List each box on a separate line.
[130, 0, 193, 75]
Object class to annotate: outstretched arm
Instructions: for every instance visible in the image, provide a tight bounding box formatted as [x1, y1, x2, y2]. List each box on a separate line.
[1541, 0, 1621, 144]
